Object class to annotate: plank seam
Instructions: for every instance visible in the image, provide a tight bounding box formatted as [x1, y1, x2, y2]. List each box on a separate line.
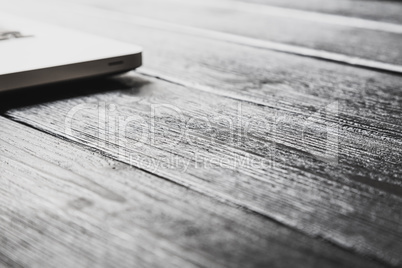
[1, 114, 397, 267]
[79, 5, 402, 75]
[173, 0, 402, 34]
[6, 0, 402, 75]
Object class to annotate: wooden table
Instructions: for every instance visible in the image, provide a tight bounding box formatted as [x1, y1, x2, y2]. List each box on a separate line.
[1, 0, 402, 267]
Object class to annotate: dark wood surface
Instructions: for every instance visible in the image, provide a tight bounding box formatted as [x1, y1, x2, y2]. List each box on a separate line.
[1, 0, 402, 267]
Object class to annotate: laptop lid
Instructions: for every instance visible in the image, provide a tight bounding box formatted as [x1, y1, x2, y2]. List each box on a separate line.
[0, 13, 142, 92]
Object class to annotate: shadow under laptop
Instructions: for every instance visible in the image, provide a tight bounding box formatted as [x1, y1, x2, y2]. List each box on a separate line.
[0, 73, 152, 114]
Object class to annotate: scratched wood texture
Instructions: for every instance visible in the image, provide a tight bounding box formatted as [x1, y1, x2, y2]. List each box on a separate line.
[1, 0, 402, 267]
[70, 0, 402, 66]
[236, 0, 402, 24]
[6, 0, 402, 68]
[3, 117, 381, 268]
[239, 0, 402, 23]
[70, 0, 402, 24]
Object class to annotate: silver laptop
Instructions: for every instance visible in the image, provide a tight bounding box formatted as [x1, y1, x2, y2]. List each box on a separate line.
[0, 13, 142, 92]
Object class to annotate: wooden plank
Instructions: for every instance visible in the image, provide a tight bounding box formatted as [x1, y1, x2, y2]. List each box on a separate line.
[5, 0, 401, 163]
[73, 0, 402, 34]
[2, 1, 402, 266]
[66, 0, 402, 25]
[4, 69, 402, 267]
[3, 0, 402, 72]
[235, 0, 402, 24]
[57, 0, 402, 67]
[0, 116, 383, 267]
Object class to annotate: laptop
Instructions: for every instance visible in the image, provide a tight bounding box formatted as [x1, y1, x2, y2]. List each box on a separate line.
[0, 12, 142, 92]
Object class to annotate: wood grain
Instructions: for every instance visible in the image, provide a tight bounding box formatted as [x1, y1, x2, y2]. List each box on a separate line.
[1, 0, 402, 267]
[68, 0, 402, 25]
[4, 0, 402, 71]
[0, 116, 383, 268]
[62, 0, 402, 66]
[4, 68, 402, 266]
[235, 0, 402, 24]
